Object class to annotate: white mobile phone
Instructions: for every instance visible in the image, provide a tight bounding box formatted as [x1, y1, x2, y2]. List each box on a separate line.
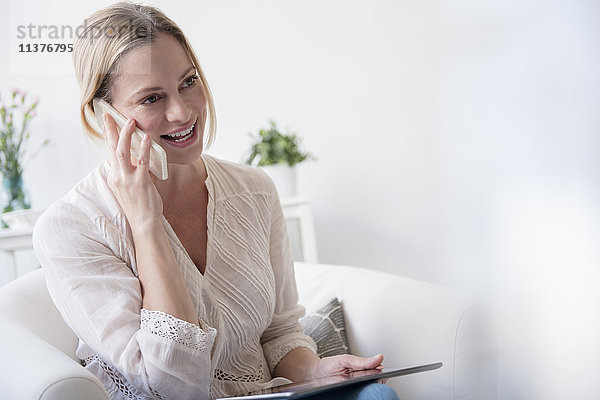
[92, 98, 169, 180]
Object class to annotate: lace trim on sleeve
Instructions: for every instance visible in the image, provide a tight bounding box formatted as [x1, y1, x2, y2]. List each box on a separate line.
[213, 361, 265, 383]
[140, 308, 217, 352]
[83, 354, 163, 400]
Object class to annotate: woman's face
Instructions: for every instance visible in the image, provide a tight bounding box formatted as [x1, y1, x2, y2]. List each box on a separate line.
[109, 33, 207, 167]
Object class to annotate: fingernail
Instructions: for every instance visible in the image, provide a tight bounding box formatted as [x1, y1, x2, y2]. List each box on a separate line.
[102, 113, 107, 123]
[143, 133, 149, 142]
[128, 118, 134, 127]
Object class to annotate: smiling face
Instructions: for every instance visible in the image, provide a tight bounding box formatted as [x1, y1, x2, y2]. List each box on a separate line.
[109, 33, 207, 167]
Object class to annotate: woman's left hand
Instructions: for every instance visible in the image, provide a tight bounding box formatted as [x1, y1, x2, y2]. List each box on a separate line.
[274, 348, 384, 382]
[310, 354, 384, 379]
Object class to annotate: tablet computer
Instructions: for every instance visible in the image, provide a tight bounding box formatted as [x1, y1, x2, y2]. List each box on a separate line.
[218, 362, 442, 399]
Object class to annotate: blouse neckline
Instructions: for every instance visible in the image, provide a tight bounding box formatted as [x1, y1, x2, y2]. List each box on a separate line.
[159, 153, 214, 286]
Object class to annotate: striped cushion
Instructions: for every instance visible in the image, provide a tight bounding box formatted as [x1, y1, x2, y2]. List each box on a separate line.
[300, 297, 350, 357]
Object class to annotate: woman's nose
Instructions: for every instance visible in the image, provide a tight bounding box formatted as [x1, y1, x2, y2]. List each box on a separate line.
[165, 94, 192, 123]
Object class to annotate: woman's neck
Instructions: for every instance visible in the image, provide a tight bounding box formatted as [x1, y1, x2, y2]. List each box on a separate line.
[154, 156, 207, 201]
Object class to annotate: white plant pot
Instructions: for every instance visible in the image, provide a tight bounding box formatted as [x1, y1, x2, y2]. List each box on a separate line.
[261, 164, 297, 198]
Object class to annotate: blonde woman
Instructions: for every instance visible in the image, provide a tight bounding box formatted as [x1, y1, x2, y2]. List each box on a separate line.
[33, 2, 399, 400]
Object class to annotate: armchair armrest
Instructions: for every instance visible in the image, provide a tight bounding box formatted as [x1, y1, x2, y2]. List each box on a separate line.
[0, 320, 109, 400]
[294, 262, 494, 400]
[0, 269, 109, 400]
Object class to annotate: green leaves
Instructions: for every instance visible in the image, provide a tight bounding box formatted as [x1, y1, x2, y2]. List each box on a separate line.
[246, 120, 315, 167]
[0, 89, 46, 179]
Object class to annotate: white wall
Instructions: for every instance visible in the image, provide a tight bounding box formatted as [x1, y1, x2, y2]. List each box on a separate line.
[2, 0, 600, 398]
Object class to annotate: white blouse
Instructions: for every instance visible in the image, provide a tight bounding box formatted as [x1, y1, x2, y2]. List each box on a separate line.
[32, 154, 316, 400]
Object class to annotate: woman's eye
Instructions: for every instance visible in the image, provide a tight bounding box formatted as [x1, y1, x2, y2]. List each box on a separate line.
[143, 95, 159, 104]
[182, 75, 199, 88]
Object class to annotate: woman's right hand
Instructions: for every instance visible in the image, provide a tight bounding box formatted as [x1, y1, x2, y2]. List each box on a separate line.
[103, 113, 164, 232]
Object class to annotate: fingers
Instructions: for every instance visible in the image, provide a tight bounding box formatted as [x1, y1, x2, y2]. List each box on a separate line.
[137, 133, 151, 173]
[103, 113, 136, 171]
[116, 118, 135, 168]
[103, 114, 119, 168]
[354, 354, 384, 371]
[331, 354, 384, 372]
[103, 114, 121, 150]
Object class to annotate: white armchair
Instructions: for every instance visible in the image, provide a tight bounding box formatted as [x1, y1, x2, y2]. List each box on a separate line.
[0, 263, 494, 400]
[294, 262, 494, 400]
[0, 268, 107, 400]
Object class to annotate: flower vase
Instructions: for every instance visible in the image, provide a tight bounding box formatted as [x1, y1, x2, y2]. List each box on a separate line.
[1, 175, 31, 214]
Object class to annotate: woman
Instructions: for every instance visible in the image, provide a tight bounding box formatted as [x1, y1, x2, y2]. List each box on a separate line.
[32, 2, 399, 400]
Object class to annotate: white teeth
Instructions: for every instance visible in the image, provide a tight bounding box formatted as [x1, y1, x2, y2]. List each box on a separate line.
[172, 134, 191, 143]
[165, 124, 194, 138]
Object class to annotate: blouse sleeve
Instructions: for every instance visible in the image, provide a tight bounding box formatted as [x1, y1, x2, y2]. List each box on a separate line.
[32, 202, 216, 400]
[260, 180, 317, 373]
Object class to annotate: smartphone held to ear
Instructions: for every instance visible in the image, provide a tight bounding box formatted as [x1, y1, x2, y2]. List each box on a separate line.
[92, 98, 169, 180]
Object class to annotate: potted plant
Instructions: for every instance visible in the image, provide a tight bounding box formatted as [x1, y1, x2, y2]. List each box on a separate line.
[246, 120, 314, 197]
[0, 88, 49, 228]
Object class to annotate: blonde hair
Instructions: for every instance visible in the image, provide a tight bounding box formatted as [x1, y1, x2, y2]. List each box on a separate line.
[73, 2, 216, 147]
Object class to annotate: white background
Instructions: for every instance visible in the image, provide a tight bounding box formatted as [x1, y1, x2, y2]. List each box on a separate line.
[1, 0, 599, 398]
